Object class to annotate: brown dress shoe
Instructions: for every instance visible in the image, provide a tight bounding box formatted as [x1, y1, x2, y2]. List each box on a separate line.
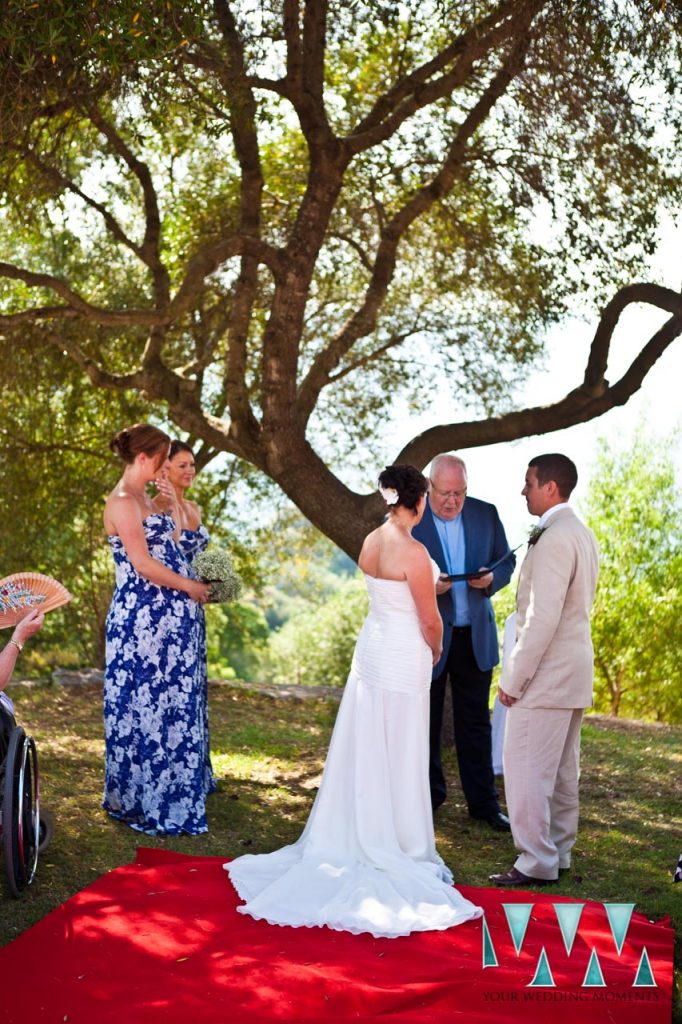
[489, 866, 558, 887]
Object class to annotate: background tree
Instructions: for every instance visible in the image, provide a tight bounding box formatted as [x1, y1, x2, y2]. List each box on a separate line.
[582, 429, 682, 723]
[0, 349, 146, 669]
[1, 1, 682, 558]
[0, 345, 259, 668]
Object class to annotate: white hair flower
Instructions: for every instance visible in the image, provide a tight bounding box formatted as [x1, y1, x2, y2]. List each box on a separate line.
[379, 485, 399, 506]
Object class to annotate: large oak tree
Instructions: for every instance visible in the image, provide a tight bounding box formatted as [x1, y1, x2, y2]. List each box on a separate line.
[1, 0, 681, 557]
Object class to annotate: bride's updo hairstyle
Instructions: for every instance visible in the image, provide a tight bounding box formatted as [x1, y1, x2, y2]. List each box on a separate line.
[378, 464, 428, 514]
[110, 423, 171, 465]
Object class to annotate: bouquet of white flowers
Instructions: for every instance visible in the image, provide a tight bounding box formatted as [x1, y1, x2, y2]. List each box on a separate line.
[193, 547, 242, 603]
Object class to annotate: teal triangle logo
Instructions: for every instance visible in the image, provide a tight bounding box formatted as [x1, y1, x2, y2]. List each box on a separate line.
[482, 916, 498, 968]
[582, 948, 606, 987]
[528, 947, 555, 987]
[633, 947, 657, 987]
[554, 903, 585, 955]
[604, 903, 635, 955]
[502, 903, 534, 955]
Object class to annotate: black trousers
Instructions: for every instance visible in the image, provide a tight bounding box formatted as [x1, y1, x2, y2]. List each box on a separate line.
[429, 626, 499, 817]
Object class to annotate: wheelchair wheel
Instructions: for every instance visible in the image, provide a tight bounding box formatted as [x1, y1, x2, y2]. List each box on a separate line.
[38, 807, 54, 854]
[3, 727, 40, 898]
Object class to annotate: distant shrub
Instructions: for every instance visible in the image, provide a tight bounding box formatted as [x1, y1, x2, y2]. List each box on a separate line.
[265, 576, 368, 687]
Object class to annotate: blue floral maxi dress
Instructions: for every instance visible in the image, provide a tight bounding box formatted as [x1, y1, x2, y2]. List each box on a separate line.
[179, 524, 217, 796]
[103, 513, 208, 835]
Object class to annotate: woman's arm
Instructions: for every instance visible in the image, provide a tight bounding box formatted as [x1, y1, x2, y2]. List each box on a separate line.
[108, 496, 209, 602]
[0, 607, 44, 691]
[405, 545, 443, 664]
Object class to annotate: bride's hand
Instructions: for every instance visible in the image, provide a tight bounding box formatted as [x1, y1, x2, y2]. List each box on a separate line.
[432, 647, 442, 666]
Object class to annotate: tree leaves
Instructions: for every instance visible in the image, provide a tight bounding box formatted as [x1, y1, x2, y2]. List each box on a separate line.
[0, 2, 681, 556]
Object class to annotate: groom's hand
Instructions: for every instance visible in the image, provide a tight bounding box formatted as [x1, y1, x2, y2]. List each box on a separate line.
[497, 686, 517, 707]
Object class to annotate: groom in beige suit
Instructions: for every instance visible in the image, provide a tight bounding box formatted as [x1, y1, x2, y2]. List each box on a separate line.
[491, 454, 599, 886]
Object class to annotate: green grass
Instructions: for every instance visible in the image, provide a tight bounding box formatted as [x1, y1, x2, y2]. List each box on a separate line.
[1, 683, 680, 1016]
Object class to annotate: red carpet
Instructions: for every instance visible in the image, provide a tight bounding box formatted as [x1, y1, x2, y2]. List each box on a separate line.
[0, 849, 673, 1023]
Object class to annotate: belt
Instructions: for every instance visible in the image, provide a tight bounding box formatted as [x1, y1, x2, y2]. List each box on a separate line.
[451, 625, 471, 633]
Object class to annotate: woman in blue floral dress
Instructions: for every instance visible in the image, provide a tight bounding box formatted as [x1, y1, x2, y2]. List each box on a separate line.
[103, 424, 211, 835]
[159, 440, 217, 796]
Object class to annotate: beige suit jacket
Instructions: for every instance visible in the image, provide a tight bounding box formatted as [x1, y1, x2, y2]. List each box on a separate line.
[505, 507, 599, 709]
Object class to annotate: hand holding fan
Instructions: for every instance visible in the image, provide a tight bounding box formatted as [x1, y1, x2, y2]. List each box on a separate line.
[0, 573, 73, 629]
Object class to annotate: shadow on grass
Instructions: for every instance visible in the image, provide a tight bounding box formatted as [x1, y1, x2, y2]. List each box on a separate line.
[1, 681, 679, 1020]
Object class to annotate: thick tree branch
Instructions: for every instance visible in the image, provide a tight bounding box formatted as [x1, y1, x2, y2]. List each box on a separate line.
[0, 263, 163, 326]
[302, 0, 327, 109]
[41, 329, 146, 390]
[297, 28, 535, 424]
[394, 288, 682, 468]
[0, 304, 80, 328]
[351, 0, 523, 137]
[283, 0, 334, 144]
[17, 146, 142, 259]
[177, 299, 229, 378]
[140, 325, 170, 374]
[212, 0, 264, 235]
[224, 255, 262, 448]
[169, 236, 281, 320]
[583, 283, 682, 393]
[283, 0, 303, 95]
[347, 0, 544, 155]
[85, 103, 170, 305]
[211, 0, 266, 446]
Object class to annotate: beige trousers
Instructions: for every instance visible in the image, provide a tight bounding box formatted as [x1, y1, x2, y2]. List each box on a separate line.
[503, 706, 583, 880]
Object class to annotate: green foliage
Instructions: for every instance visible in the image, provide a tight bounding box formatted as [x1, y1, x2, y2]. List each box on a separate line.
[265, 575, 368, 688]
[253, 511, 356, 630]
[2, 0, 682, 471]
[0, 338, 260, 671]
[205, 599, 269, 681]
[0, 346, 149, 672]
[582, 428, 682, 723]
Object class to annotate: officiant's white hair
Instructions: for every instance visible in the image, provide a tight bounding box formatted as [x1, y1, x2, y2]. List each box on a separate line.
[430, 453, 467, 478]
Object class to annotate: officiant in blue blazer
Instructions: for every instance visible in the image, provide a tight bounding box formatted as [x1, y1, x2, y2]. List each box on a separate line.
[413, 453, 515, 831]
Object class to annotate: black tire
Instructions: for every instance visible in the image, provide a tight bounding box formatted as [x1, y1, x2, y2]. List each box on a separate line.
[3, 728, 40, 898]
[38, 807, 54, 853]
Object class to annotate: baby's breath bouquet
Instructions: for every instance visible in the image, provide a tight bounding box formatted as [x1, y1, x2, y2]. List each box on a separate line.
[193, 547, 242, 603]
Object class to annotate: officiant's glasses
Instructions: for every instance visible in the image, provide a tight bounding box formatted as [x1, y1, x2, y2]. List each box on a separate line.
[429, 481, 467, 500]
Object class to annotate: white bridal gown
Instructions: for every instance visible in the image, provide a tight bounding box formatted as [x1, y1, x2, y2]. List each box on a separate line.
[225, 560, 482, 938]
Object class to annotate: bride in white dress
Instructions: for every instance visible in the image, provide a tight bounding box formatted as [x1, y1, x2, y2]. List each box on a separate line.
[225, 465, 482, 938]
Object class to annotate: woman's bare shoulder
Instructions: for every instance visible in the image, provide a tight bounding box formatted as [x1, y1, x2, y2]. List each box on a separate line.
[104, 491, 143, 532]
[358, 527, 381, 571]
[404, 536, 433, 571]
[106, 489, 140, 512]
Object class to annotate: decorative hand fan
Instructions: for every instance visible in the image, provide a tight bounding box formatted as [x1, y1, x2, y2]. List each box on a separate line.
[0, 573, 73, 629]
